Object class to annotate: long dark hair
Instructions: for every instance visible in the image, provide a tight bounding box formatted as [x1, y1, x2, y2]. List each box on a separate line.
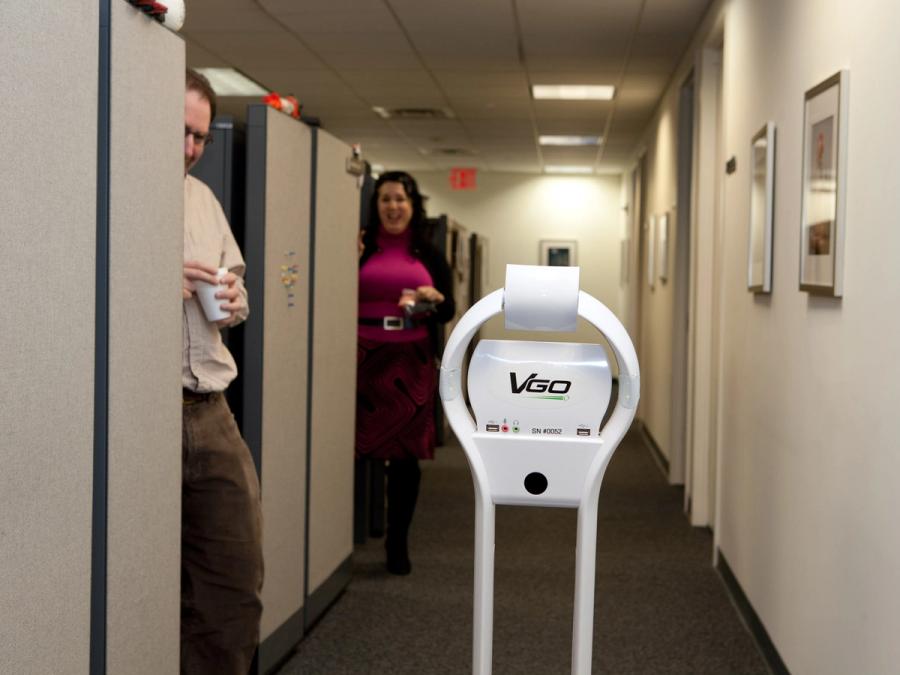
[360, 171, 432, 264]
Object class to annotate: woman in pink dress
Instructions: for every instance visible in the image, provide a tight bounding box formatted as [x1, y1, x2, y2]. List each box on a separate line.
[357, 171, 455, 574]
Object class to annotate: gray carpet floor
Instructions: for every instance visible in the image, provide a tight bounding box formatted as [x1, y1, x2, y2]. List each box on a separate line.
[276, 429, 770, 674]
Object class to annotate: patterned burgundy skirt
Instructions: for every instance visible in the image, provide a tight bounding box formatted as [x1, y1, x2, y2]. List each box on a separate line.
[356, 336, 436, 460]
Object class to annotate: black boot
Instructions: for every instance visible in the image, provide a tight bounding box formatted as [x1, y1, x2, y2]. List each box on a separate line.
[385, 459, 420, 575]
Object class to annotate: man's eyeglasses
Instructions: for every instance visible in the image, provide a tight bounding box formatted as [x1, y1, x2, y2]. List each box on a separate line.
[185, 126, 213, 147]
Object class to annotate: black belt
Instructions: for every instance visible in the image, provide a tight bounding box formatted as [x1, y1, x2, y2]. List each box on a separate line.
[358, 316, 410, 331]
[183, 388, 219, 405]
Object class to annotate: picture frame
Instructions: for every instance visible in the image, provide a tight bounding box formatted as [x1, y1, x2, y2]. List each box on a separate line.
[657, 212, 670, 283]
[539, 239, 577, 267]
[800, 70, 849, 296]
[748, 121, 776, 293]
[646, 215, 656, 289]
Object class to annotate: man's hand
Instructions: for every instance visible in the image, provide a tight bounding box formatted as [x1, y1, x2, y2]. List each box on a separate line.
[212, 271, 242, 327]
[183, 260, 219, 298]
[183, 260, 241, 327]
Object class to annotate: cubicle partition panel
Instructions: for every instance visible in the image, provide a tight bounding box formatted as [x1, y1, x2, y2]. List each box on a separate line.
[1, 4, 183, 672]
[243, 105, 312, 673]
[0, 5, 99, 672]
[304, 129, 359, 626]
[106, 5, 184, 674]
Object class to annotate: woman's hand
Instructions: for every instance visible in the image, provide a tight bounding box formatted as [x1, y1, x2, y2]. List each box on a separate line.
[415, 285, 444, 304]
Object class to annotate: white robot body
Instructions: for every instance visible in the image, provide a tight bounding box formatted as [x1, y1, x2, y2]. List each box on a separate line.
[468, 339, 612, 507]
[440, 264, 640, 675]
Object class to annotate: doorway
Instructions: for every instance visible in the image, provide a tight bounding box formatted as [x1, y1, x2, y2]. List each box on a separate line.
[684, 41, 724, 529]
[668, 73, 694, 486]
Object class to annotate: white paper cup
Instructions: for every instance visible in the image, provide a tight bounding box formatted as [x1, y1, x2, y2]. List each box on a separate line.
[195, 267, 229, 322]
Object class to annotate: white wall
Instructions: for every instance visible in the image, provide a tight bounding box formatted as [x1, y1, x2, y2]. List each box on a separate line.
[635, 107, 681, 462]
[636, 0, 900, 672]
[416, 171, 625, 347]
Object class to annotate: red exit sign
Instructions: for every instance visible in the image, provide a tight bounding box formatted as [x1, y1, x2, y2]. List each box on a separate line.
[449, 167, 477, 190]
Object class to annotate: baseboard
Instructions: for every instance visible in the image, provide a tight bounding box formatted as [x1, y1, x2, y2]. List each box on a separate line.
[716, 550, 790, 675]
[304, 554, 353, 632]
[259, 607, 303, 675]
[639, 421, 670, 478]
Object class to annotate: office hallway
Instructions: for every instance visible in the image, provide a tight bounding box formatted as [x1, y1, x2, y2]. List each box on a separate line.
[277, 429, 769, 674]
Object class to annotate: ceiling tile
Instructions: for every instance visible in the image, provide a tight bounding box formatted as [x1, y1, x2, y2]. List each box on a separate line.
[186, 31, 321, 69]
[181, 0, 711, 174]
[183, 8, 281, 32]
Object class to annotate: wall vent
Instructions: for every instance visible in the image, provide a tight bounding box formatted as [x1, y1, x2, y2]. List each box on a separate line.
[373, 106, 455, 120]
[419, 147, 477, 157]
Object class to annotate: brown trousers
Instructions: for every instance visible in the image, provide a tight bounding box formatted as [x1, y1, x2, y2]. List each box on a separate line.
[181, 393, 263, 675]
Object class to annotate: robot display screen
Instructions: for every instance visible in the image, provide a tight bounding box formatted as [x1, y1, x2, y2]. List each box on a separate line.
[467, 340, 612, 439]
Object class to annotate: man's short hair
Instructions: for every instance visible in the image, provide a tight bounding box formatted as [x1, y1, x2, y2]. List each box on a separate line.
[186, 68, 217, 121]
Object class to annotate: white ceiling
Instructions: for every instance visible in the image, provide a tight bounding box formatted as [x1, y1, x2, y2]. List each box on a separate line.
[182, 0, 712, 174]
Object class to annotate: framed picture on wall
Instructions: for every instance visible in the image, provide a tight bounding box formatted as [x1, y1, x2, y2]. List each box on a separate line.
[539, 239, 577, 266]
[646, 215, 656, 289]
[799, 70, 849, 297]
[658, 212, 670, 282]
[748, 121, 776, 293]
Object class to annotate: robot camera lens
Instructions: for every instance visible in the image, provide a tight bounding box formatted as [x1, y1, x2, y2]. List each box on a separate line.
[524, 472, 548, 495]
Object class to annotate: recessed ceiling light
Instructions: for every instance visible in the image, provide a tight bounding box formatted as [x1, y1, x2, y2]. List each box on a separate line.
[532, 85, 615, 101]
[194, 68, 268, 96]
[544, 165, 595, 174]
[539, 135, 603, 146]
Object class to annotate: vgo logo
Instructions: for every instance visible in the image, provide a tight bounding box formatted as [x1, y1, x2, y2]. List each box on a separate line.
[509, 372, 572, 398]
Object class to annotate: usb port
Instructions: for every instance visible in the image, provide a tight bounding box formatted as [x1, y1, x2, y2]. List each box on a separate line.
[576, 428, 590, 436]
[486, 424, 500, 432]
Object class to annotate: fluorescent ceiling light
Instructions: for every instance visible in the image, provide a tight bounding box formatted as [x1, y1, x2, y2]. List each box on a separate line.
[532, 85, 615, 101]
[194, 68, 268, 96]
[544, 165, 595, 174]
[539, 135, 603, 146]
[372, 106, 390, 119]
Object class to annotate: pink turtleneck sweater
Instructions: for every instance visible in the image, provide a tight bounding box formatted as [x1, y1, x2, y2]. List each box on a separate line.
[358, 226, 433, 342]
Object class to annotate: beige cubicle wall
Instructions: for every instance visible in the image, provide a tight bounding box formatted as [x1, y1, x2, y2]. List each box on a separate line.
[106, 5, 184, 673]
[1, 3, 183, 672]
[243, 105, 312, 672]
[305, 129, 359, 622]
[0, 5, 99, 672]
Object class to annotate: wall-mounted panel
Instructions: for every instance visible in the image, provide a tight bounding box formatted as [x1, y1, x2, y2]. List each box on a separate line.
[0, 5, 98, 672]
[243, 105, 312, 672]
[106, 5, 184, 673]
[306, 130, 360, 613]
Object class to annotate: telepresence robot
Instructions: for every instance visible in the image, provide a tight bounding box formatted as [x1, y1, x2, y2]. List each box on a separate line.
[439, 264, 640, 675]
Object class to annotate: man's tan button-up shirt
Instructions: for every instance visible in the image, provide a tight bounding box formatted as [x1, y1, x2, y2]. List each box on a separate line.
[183, 174, 249, 393]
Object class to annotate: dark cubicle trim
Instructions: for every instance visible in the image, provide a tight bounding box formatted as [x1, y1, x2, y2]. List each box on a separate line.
[243, 106, 268, 675]
[302, 127, 319, 623]
[259, 608, 304, 675]
[242, 105, 267, 477]
[90, 2, 111, 673]
[304, 555, 352, 631]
